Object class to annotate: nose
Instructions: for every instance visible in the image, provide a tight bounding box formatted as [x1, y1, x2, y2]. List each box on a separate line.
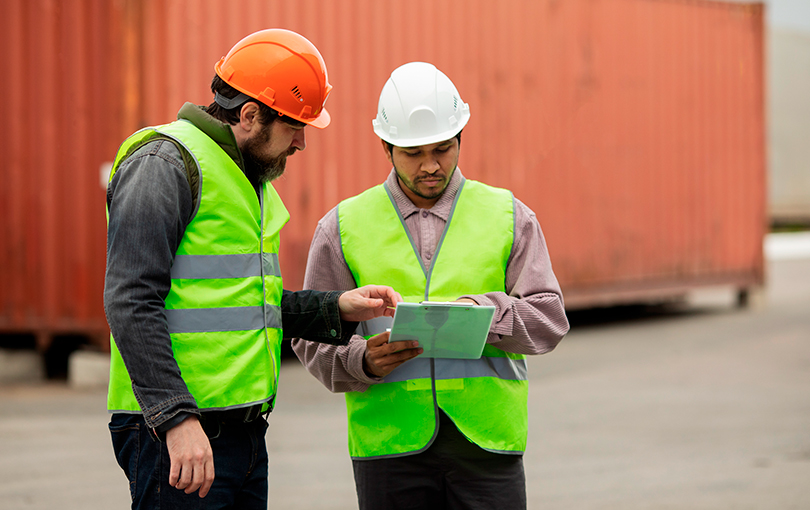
[421, 157, 440, 174]
[292, 128, 306, 151]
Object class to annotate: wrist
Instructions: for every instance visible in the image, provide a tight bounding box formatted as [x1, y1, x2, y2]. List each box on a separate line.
[353, 340, 382, 382]
[154, 411, 197, 442]
[362, 352, 377, 378]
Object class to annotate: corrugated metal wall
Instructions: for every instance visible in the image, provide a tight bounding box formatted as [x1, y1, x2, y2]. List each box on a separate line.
[123, 0, 766, 304]
[0, 0, 765, 349]
[0, 0, 126, 349]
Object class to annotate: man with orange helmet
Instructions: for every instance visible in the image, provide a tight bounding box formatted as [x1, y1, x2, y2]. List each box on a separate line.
[293, 62, 569, 510]
[104, 29, 401, 509]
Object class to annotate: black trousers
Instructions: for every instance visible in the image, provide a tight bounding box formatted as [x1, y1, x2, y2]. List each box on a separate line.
[352, 411, 526, 510]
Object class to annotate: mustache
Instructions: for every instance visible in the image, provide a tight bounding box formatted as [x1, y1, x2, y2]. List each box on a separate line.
[414, 173, 446, 181]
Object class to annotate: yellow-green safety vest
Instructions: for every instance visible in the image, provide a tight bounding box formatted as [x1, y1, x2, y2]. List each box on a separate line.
[107, 120, 288, 414]
[339, 177, 528, 459]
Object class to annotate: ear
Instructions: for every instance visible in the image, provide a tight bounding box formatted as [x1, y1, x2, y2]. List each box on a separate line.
[380, 139, 394, 165]
[238, 102, 261, 133]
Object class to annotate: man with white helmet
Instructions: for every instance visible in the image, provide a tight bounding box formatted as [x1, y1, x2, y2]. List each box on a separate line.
[293, 62, 569, 509]
[104, 29, 401, 509]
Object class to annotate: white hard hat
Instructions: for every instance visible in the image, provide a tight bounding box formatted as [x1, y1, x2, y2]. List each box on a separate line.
[372, 62, 470, 147]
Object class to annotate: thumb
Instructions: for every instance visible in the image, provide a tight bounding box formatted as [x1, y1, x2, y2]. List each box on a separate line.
[367, 331, 390, 346]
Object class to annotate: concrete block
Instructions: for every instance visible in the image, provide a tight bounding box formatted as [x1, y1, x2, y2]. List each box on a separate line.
[0, 349, 45, 384]
[68, 350, 110, 389]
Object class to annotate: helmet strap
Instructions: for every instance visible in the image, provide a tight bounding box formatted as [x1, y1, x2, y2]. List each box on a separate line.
[214, 91, 251, 110]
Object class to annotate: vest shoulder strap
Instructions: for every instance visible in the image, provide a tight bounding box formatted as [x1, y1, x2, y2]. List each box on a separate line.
[120, 134, 201, 217]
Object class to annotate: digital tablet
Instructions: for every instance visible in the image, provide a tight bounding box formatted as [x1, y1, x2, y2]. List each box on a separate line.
[388, 302, 496, 359]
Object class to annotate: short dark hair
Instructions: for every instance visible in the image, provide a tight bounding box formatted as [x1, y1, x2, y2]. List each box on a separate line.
[384, 131, 463, 155]
[206, 75, 305, 129]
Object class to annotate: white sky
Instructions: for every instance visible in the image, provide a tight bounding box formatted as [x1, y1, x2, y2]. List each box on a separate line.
[769, 0, 810, 31]
[726, 0, 810, 32]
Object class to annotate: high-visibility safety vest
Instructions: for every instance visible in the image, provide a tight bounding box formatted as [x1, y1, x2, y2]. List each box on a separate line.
[338, 178, 528, 459]
[106, 120, 289, 414]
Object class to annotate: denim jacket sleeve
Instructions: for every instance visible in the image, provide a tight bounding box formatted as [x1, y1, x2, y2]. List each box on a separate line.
[104, 139, 198, 430]
[281, 289, 355, 345]
[105, 139, 355, 432]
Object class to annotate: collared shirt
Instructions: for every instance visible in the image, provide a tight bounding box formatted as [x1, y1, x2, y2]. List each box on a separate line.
[291, 167, 570, 393]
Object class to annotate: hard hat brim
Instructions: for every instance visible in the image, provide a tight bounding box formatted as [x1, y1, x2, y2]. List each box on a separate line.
[303, 108, 330, 129]
[373, 116, 469, 148]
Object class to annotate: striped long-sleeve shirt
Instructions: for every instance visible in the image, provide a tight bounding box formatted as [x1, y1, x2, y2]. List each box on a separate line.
[291, 168, 570, 393]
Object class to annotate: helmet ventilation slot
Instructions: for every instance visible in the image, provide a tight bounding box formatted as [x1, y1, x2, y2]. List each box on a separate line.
[291, 86, 304, 102]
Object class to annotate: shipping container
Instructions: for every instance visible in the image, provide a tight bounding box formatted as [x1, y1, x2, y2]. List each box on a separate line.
[0, 0, 127, 351]
[0, 0, 766, 352]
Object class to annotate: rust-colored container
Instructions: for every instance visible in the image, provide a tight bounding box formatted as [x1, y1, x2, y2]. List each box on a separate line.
[0, 0, 127, 350]
[122, 0, 767, 307]
[1, 0, 766, 351]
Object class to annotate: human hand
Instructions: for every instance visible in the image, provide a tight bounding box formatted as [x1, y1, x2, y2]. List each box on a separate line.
[165, 415, 215, 498]
[363, 331, 423, 378]
[338, 285, 403, 322]
[455, 298, 477, 305]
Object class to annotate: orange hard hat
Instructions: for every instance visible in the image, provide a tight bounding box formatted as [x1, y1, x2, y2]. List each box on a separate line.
[214, 29, 332, 129]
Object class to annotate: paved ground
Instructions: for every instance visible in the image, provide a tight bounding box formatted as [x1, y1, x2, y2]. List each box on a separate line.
[1, 255, 808, 509]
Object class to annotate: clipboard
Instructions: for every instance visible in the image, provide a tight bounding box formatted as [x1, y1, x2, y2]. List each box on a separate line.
[389, 302, 495, 359]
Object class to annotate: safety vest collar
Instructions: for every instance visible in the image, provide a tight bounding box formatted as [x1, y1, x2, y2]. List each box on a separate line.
[381, 177, 468, 297]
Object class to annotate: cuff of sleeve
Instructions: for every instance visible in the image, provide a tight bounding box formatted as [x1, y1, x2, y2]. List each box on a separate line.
[347, 336, 383, 384]
[461, 293, 514, 337]
[321, 291, 355, 346]
[136, 392, 199, 431]
[153, 411, 196, 441]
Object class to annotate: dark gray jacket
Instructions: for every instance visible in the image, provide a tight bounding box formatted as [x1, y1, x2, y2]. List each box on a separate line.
[104, 103, 353, 434]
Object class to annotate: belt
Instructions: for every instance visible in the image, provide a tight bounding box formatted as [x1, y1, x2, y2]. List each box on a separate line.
[200, 402, 268, 423]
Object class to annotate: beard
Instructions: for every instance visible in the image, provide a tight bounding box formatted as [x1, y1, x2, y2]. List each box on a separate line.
[394, 166, 453, 201]
[241, 124, 295, 185]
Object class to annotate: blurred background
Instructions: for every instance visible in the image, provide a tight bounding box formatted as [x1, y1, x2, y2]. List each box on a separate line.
[0, 1, 809, 508]
[4, 0, 806, 369]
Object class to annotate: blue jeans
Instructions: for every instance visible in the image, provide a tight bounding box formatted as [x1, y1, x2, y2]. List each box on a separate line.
[109, 413, 269, 509]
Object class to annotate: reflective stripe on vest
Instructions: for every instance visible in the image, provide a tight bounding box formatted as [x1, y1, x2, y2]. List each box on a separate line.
[164, 305, 282, 334]
[359, 318, 528, 383]
[169, 253, 281, 279]
[339, 177, 527, 459]
[107, 120, 289, 414]
[381, 357, 527, 383]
